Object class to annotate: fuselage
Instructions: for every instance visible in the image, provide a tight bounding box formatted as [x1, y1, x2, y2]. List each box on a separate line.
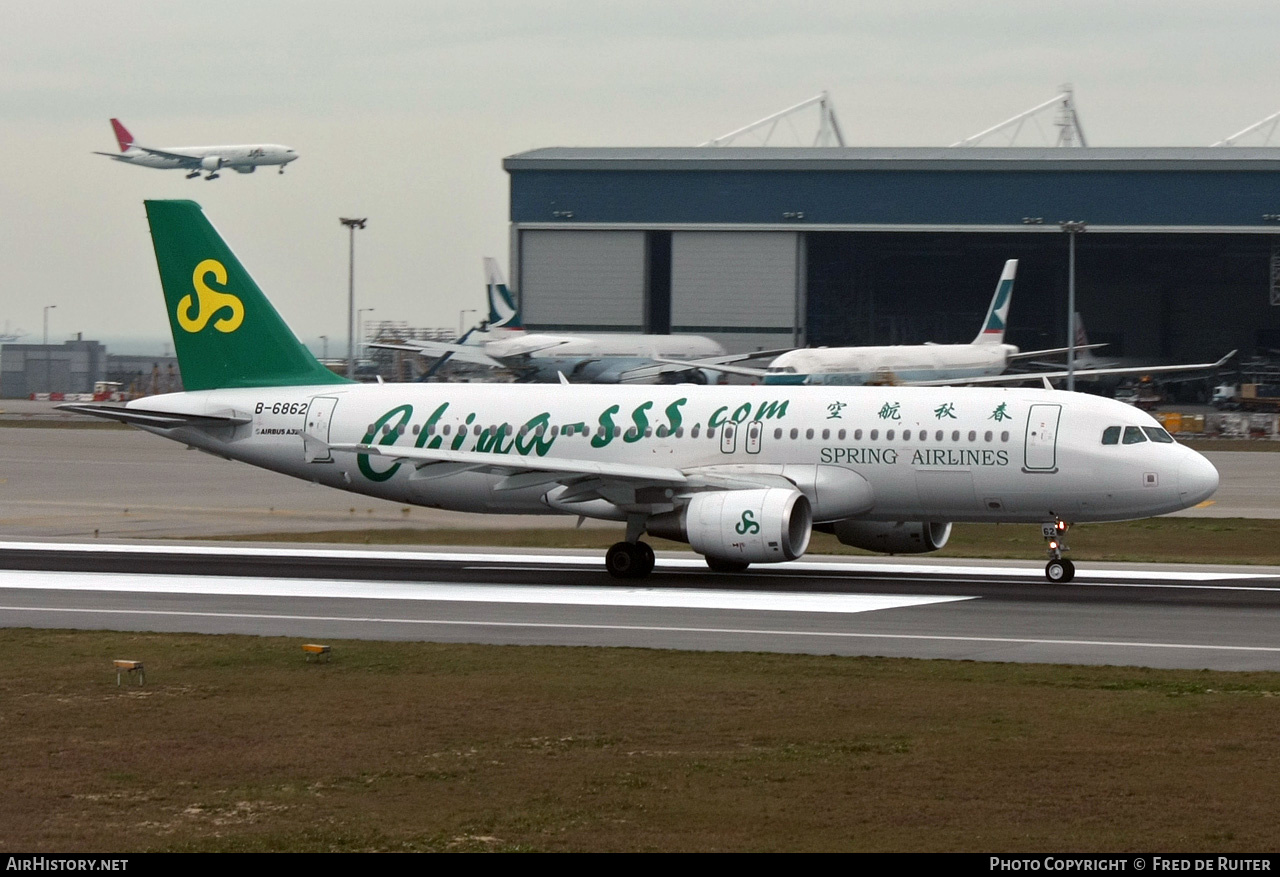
[764, 343, 1018, 386]
[113, 144, 298, 170]
[133, 383, 1217, 525]
[479, 330, 726, 361]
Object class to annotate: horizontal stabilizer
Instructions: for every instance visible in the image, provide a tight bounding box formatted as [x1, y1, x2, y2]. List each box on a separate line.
[57, 403, 251, 429]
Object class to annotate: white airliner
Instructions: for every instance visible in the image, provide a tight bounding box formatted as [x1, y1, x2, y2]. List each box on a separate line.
[684, 259, 1232, 389]
[377, 258, 780, 384]
[61, 201, 1219, 584]
[93, 119, 298, 180]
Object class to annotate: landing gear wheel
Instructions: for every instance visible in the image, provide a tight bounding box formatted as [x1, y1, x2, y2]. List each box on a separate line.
[636, 542, 655, 577]
[705, 556, 750, 573]
[606, 541, 653, 580]
[1045, 558, 1075, 583]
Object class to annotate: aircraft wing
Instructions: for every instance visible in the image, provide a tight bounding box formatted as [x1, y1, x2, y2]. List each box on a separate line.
[652, 357, 771, 379]
[57, 403, 251, 429]
[371, 341, 504, 368]
[607, 348, 795, 383]
[1006, 342, 1109, 361]
[325, 444, 800, 498]
[904, 350, 1237, 387]
[127, 145, 203, 166]
[329, 442, 690, 486]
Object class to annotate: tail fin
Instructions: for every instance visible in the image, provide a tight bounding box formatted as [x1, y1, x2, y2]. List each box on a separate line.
[483, 257, 522, 329]
[973, 259, 1018, 344]
[110, 118, 134, 152]
[145, 200, 350, 391]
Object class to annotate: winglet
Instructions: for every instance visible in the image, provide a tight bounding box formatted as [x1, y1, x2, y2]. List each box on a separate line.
[110, 118, 134, 152]
[973, 259, 1018, 345]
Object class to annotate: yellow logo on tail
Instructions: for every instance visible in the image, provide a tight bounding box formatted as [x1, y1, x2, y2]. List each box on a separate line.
[177, 259, 244, 333]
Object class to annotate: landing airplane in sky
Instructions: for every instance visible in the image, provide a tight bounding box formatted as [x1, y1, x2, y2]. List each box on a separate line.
[93, 119, 298, 180]
[377, 258, 779, 384]
[62, 201, 1219, 583]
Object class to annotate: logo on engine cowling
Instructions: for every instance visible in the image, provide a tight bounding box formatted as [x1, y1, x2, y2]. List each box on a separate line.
[735, 510, 761, 535]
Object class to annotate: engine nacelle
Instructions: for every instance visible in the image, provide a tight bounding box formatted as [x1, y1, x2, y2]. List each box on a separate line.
[829, 520, 952, 554]
[200, 155, 223, 171]
[648, 488, 811, 564]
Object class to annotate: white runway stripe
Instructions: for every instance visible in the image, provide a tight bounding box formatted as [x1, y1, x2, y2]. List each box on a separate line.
[3, 540, 1277, 582]
[0, 569, 971, 615]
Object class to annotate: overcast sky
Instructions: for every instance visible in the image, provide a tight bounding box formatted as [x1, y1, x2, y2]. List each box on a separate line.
[4, 1, 1280, 353]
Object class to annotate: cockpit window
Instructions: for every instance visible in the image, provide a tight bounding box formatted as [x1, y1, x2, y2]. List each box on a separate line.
[1122, 426, 1147, 444]
[1101, 426, 1121, 445]
[1142, 426, 1175, 443]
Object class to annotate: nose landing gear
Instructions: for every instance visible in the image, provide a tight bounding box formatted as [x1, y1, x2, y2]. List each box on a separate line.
[1042, 520, 1075, 583]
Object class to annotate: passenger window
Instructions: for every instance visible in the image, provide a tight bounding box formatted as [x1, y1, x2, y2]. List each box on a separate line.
[984, 430, 992, 442]
[1123, 426, 1147, 444]
[951, 430, 960, 441]
[707, 428, 716, 439]
[1143, 427, 1175, 443]
[790, 428, 799, 439]
[870, 429, 879, 441]
[838, 429, 846, 440]
[774, 428, 782, 439]
[1000, 431, 1009, 442]
[822, 428, 830, 440]
[805, 428, 814, 439]
[935, 430, 943, 441]
[691, 425, 700, 438]
[903, 430, 911, 440]
[968, 430, 976, 441]
[443, 425, 451, 435]
[854, 429, 863, 440]
[676, 428, 684, 438]
[886, 429, 895, 441]
[1101, 426, 1121, 445]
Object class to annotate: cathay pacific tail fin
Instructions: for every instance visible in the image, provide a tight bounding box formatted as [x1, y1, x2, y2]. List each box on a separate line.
[972, 259, 1018, 345]
[484, 257, 522, 329]
[145, 200, 350, 391]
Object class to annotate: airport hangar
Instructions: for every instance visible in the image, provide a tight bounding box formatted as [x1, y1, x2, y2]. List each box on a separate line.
[503, 147, 1280, 379]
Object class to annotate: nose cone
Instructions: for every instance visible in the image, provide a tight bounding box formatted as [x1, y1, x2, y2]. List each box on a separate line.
[1178, 452, 1219, 507]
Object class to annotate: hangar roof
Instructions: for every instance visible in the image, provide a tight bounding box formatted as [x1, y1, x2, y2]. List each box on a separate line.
[504, 147, 1280, 230]
[504, 147, 1280, 172]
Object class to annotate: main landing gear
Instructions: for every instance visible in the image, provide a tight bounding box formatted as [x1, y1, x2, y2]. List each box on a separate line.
[606, 541, 655, 579]
[205, 172, 220, 181]
[1042, 519, 1075, 583]
[185, 170, 201, 179]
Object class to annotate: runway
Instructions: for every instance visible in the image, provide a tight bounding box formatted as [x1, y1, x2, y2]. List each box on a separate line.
[4, 541, 1280, 672]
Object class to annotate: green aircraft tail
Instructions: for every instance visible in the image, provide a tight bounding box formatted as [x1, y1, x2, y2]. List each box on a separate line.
[145, 200, 350, 391]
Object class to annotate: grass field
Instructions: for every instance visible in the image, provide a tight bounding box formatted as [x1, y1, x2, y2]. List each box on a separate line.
[3, 629, 1278, 852]
[215, 517, 1280, 567]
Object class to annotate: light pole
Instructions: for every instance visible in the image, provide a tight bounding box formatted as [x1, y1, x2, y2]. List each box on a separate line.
[339, 217, 367, 379]
[43, 305, 56, 392]
[358, 308, 375, 363]
[1059, 220, 1087, 392]
[319, 334, 328, 360]
[459, 308, 477, 338]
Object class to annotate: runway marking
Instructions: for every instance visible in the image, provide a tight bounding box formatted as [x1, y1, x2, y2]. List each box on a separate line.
[3, 540, 1278, 582]
[0, 570, 971, 615]
[3, 604, 1279, 655]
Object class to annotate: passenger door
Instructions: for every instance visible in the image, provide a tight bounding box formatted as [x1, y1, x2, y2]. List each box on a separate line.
[1023, 403, 1061, 472]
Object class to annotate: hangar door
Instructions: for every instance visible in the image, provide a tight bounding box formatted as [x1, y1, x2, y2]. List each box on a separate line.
[671, 232, 801, 347]
[519, 230, 645, 330]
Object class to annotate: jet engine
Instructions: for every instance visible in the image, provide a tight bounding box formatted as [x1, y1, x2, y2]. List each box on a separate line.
[200, 155, 223, 171]
[648, 488, 811, 564]
[827, 520, 952, 554]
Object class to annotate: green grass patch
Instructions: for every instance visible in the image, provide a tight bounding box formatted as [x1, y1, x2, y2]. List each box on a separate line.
[210, 517, 1280, 566]
[4, 629, 1279, 852]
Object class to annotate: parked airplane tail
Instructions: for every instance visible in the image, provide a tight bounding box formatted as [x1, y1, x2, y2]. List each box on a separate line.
[144, 200, 350, 391]
[484, 257, 522, 329]
[972, 259, 1018, 345]
[110, 118, 135, 152]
